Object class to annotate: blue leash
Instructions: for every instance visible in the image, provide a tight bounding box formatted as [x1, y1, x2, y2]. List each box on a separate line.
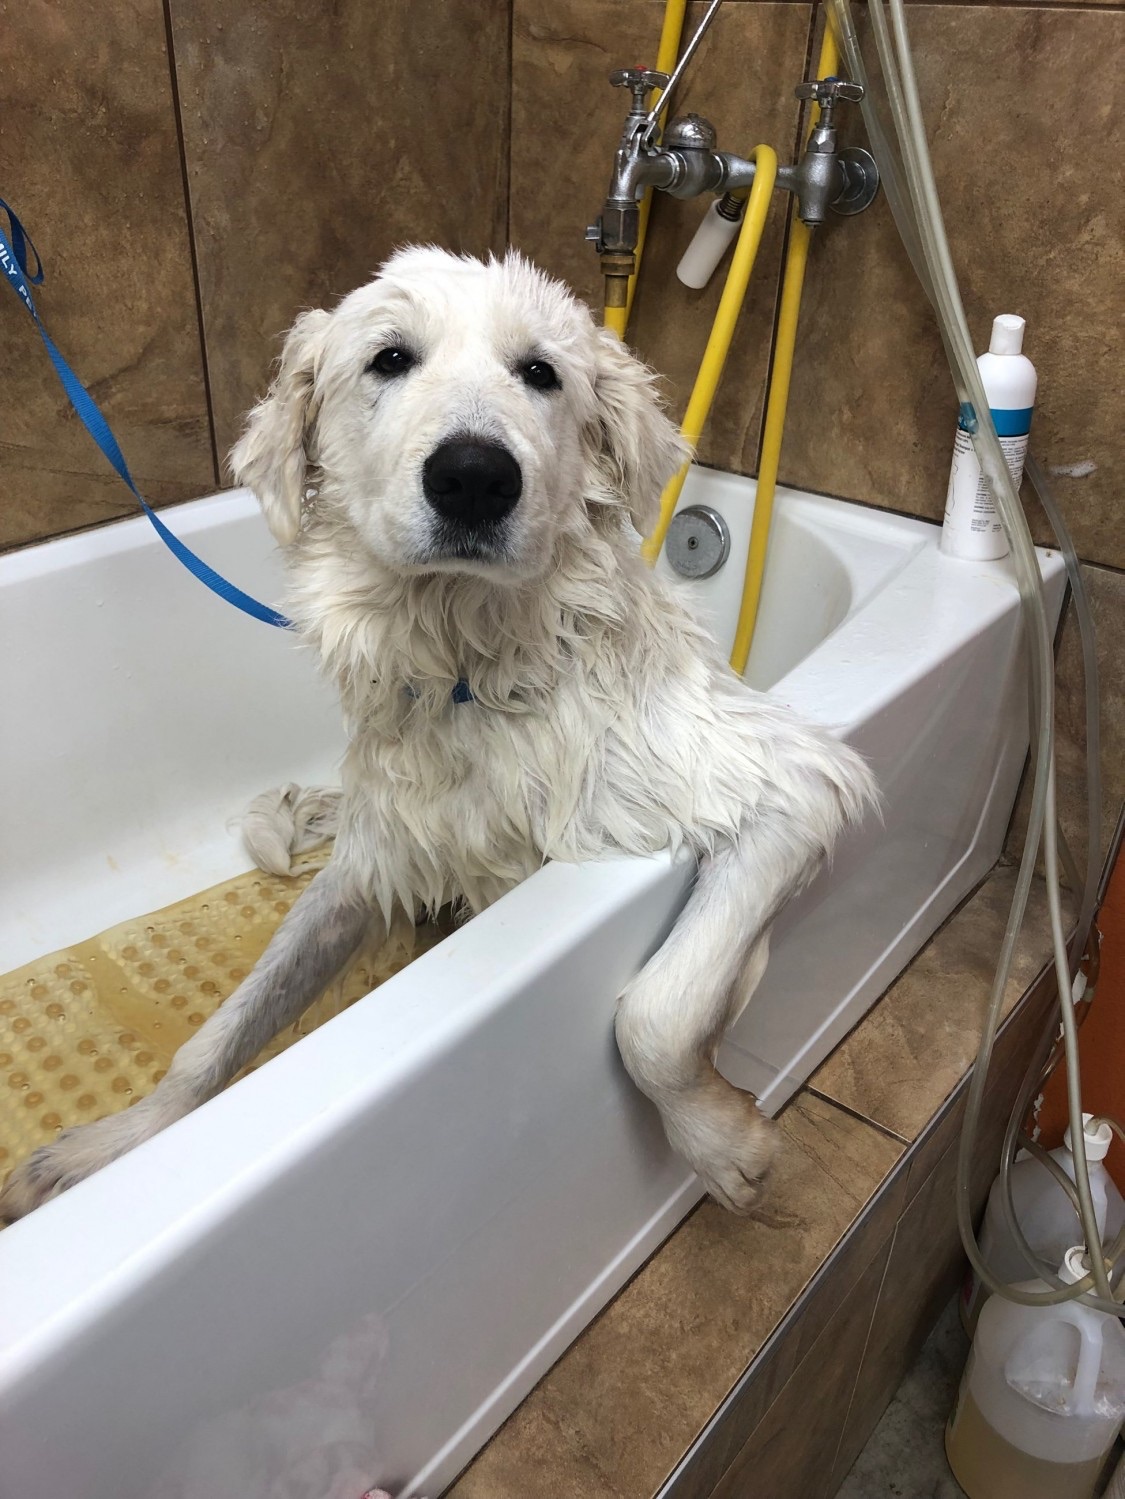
[0, 199, 291, 629]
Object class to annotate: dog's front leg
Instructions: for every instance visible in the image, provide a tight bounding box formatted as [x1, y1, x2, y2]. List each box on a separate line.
[0, 862, 376, 1221]
[614, 810, 823, 1213]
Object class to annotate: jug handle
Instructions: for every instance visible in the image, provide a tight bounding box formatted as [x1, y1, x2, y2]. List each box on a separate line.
[1056, 1306, 1104, 1417]
[1004, 1308, 1104, 1417]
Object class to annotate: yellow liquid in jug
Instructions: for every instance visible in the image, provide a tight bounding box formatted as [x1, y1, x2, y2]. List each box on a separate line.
[946, 1386, 1108, 1499]
[0, 865, 448, 1192]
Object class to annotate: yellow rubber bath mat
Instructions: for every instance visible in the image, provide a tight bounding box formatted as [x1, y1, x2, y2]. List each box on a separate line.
[0, 868, 445, 1179]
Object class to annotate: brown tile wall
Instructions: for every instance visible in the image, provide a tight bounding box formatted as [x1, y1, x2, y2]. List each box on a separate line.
[511, 0, 1123, 847]
[785, 6, 1123, 572]
[8, 0, 1120, 598]
[510, 2, 1122, 574]
[510, 0, 813, 475]
[168, 0, 512, 462]
[1, 0, 512, 550]
[0, 0, 215, 550]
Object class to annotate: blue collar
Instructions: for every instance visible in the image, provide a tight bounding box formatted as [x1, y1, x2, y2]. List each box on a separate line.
[403, 680, 474, 704]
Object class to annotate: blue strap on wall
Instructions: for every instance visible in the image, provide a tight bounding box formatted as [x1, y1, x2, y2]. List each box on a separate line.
[0, 199, 291, 630]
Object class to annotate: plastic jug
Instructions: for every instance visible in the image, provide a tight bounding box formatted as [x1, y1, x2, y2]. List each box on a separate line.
[947, 1248, 1125, 1499]
[963, 1114, 1125, 1332]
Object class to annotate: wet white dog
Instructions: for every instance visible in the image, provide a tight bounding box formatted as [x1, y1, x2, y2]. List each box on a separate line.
[1, 248, 875, 1221]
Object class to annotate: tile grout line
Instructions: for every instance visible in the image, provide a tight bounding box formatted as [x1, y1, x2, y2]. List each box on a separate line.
[747, 0, 820, 480]
[503, 0, 516, 251]
[656, 1159, 914, 1495]
[820, 1220, 901, 1496]
[161, 0, 221, 490]
[682, 1225, 901, 1499]
[805, 1087, 913, 1148]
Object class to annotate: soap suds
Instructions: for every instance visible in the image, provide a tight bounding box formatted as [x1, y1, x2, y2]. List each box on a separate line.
[1048, 460, 1097, 480]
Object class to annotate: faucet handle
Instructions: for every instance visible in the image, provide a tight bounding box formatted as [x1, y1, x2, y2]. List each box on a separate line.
[609, 66, 670, 115]
[795, 76, 864, 144]
[794, 77, 865, 107]
[609, 67, 670, 91]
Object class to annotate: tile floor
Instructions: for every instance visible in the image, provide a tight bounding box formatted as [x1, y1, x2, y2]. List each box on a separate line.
[836, 1298, 969, 1499]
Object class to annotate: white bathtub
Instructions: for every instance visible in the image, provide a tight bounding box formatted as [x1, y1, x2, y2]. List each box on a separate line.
[0, 470, 1064, 1498]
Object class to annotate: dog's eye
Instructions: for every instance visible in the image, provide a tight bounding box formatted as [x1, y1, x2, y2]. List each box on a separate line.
[367, 347, 415, 378]
[518, 359, 561, 393]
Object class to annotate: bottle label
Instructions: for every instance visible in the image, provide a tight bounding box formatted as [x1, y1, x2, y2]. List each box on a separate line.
[984, 406, 1034, 438]
[946, 413, 1031, 536]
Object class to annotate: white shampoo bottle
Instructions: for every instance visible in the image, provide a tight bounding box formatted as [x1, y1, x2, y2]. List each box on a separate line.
[941, 313, 1038, 561]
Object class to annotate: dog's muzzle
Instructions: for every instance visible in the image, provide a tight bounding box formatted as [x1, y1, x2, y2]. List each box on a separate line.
[422, 439, 522, 529]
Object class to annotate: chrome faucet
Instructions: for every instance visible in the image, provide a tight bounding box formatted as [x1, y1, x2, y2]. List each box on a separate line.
[587, 68, 879, 306]
[788, 78, 878, 222]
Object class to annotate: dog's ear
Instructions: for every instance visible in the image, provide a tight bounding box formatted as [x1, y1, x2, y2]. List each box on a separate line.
[229, 308, 331, 545]
[587, 327, 690, 538]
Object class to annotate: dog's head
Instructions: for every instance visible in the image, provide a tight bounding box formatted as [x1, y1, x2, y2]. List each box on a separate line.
[230, 248, 688, 580]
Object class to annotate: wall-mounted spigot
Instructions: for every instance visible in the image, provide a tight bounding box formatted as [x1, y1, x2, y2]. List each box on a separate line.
[585, 66, 671, 307]
[792, 77, 879, 223]
[588, 61, 880, 297]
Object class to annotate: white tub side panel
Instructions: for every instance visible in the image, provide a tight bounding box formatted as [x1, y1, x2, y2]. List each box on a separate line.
[724, 552, 1065, 1110]
[0, 856, 696, 1499]
[724, 609, 1027, 1106]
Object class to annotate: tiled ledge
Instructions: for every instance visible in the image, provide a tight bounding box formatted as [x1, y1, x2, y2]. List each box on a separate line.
[445, 863, 1062, 1498]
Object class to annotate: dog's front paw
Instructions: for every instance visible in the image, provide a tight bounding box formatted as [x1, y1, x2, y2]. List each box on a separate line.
[662, 1080, 778, 1215]
[0, 1136, 88, 1221]
[0, 1111, 144, 1221]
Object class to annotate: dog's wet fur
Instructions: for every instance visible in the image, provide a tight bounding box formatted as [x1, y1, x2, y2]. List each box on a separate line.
[1, 249, 875, 1222]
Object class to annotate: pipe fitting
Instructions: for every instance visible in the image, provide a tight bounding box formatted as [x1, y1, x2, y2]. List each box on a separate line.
[662, 113, 718, 153]
[597, 202, 641, 255]
[600, 251, 636, 308]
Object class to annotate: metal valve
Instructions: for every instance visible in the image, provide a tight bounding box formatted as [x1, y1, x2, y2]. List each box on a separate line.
[792, 76, 879, 217]
[609, 67, 670, 115]
[796, 76, 868, 138]
[588, 39, 881, 271]
[793, 77, 865, 107]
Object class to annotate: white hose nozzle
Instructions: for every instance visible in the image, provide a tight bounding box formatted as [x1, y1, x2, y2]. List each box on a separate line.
[677, 199, 742, 289]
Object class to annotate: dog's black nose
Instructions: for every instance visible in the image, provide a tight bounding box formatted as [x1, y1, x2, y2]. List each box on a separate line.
[422, 440, 522, 526]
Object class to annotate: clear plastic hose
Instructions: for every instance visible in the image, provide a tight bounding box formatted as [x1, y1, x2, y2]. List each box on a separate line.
[989, 453, 1108, 1301]
[864, 0, 1086, 1298]
[827, 0, 1120, 1315]
[1026, 450, 1104, 953]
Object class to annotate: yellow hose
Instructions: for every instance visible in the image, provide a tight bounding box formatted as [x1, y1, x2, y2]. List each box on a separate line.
[640, 145, 778, 565]
[728, 30, 839, 675]
[603, 302, 629, 339]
